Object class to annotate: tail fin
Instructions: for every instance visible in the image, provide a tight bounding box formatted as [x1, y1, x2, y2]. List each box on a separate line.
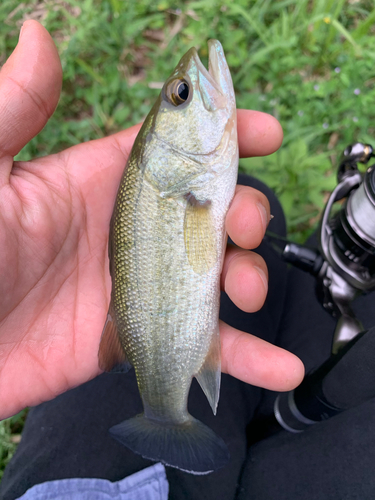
[109, 414, 229, 475]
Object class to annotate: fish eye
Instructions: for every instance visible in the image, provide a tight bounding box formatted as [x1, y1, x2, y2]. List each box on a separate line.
[165, 79, 190, 106]
[176, 82, 189, 102]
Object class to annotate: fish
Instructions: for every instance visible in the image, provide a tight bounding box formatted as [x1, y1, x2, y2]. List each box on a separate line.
[98, 39, 238, 475]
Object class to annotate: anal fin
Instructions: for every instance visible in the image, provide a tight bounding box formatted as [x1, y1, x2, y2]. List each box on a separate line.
[195, 325, 221, 415]
[98, 303, 131, 373]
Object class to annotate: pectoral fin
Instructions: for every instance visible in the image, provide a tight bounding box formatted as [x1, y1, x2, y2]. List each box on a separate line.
[195, 325, 221, 415]
[184, 195, 217, 275]
[98, 303, 132, 373]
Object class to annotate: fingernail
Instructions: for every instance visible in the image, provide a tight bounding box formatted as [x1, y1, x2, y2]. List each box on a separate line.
[19, 23, 25, 41]
[19, 20, 31, 41]
[256, 202, 268, 233]
[254, 266, 268, 292]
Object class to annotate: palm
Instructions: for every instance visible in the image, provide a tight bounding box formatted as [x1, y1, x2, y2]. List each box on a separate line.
[0, 136, 140, 417]
[0, 21, 303, 421]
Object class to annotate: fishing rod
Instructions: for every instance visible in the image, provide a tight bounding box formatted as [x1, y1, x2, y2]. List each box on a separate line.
[266, 142, 375, 433]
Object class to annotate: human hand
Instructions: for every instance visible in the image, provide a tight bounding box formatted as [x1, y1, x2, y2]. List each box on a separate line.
[0, 21, 304, 420]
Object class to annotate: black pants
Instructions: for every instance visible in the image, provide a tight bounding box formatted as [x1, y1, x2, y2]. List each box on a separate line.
[2, 175, 375, 500]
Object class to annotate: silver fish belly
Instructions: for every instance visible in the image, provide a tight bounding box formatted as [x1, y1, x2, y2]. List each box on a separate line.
[98, 39, 238, 474]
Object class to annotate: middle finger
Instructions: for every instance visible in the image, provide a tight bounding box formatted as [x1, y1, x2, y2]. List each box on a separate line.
[226, 185, 271, 250]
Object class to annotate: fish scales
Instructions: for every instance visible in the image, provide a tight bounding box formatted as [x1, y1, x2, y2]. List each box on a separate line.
[115, 168, 216, 416]
[99, 39, 238, 474]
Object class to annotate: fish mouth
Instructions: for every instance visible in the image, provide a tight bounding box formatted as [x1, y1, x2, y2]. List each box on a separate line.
[187, 40, 231, 96]
[207, 40, 225, 90]
[194, 40, 235, 107]
[174, 40, 233, 99]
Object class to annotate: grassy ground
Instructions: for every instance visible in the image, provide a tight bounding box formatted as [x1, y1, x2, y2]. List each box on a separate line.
[1, 0, 375, 477]
[0, 412, 26, 480]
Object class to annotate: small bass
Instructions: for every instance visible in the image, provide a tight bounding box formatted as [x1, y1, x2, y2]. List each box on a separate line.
[99, 39, 238, 474]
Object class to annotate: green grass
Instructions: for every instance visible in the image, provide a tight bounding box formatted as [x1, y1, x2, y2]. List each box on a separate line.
[0, 410, 27, 479]
[1, 0, 375, 474]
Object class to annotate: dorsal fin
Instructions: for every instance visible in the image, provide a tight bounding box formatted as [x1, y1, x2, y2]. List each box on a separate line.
[195, 324, 221, 415]
[98, 303, 131, 373]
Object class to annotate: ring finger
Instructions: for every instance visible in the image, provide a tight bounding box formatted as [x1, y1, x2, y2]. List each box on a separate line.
[221, 246, 268, 313]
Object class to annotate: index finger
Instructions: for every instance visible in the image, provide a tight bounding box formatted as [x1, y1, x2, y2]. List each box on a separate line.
[101, 109, 283, 170]
[237, 109, 283, 158]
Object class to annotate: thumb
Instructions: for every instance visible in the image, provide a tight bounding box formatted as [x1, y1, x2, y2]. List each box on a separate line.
[0, 21, 62, 182]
